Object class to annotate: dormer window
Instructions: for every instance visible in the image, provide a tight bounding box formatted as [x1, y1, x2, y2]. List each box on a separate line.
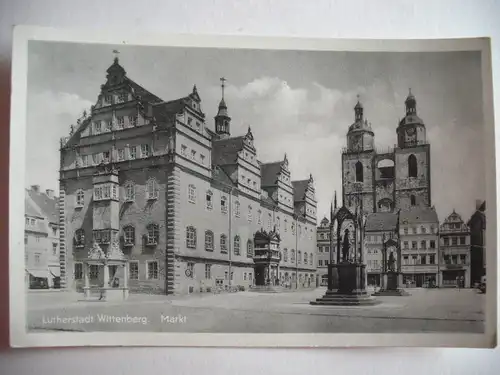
[128, 115, 137, 127]
[141, 144, 150, 158]
[104, 95, 112, 104]
[94, 122, 102, 134]
[118, 93, 128, 102]
[117, 116, 124, 129]
[105, 120, 113, 132]
[103, 151, 110, 163]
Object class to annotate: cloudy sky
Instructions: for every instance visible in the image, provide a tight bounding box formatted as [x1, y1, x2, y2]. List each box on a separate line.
[26, 41, 485, 222]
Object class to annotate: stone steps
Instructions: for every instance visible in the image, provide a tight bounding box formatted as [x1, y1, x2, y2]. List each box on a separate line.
[372, 289, 410, 296]
[310, 292, 381, 306]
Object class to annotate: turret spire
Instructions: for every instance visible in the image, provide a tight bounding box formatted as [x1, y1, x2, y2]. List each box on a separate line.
[334, 190, 338, 209]
[405, 87, 417, 115]
[215, 77, 231, 138]
[220, 77, 226, 100]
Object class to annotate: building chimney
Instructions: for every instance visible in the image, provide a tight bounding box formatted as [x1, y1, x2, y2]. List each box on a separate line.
[46, 189, 54, 198]
[31, 185, 40, 193]
[475, 199, 482, 210]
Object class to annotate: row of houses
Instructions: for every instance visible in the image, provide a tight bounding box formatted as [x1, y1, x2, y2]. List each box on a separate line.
[316, 201, 486, 288]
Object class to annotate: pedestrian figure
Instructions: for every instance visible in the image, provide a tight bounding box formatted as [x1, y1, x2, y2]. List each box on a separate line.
[456, 276, 461, 291]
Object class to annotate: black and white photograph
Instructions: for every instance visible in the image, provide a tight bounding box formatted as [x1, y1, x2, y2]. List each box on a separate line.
[9, 28, 497, 348]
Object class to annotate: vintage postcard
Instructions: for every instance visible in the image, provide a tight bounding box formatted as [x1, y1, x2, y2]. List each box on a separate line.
[9, 26, 497, 348]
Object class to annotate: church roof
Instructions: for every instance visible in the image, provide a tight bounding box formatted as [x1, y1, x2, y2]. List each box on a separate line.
[398, 114, 424, 127]
[260, 161, 283, 187]
[348, 118, 374, 134]
[212, 136, 245, 166]
[399, 207, 439, 224]
[365, 212, 398, 232]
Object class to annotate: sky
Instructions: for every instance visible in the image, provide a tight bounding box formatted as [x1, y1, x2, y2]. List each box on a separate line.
[25, 41, 486, 223]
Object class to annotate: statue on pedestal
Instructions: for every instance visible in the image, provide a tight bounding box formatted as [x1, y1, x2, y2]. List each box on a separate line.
[342, 229, 350, 262]
[387, 251, 396, 272]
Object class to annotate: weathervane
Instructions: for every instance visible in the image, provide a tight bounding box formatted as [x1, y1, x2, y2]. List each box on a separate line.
[220, 77, 227, 99]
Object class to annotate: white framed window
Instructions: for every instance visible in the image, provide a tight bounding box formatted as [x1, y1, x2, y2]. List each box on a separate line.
[220, 234, 228, 253]
[221, 195, 228, 214]
[206, 190, 213, 210]
[247, 205, 252, 222]
[129, 146, 137, 159]
[205, 230, 214, 251]
[117, 116, 124, 129]
[94, 122, 102, 134]
[205, 264, 211, 279]
[94, 186, 103, 200]
[146, 223, 159, 245]
[76, 189, 85, 207]
[128, 115, 137, 127]
[141, 144, 150, 158]
[81, 155, 89, 167]
[146, 178, 159, 200]
[188, 184, 197, 204]
[124, 181, 135, 201]
[234, 235, 240, 255]
[123, 225, 135, 246]
[186, 226, 197, 249]
[234, 201, 240, 217]
[129, 261, 139, 280]
[147, 261, 158, 280]
[103, 185, 111, 199]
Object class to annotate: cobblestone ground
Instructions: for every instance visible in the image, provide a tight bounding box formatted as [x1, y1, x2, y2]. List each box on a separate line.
[25, 287, 485, 333]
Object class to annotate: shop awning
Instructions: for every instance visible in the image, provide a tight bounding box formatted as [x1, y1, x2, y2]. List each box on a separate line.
[26, 269, 50, 279]
[49, 266, 60, 277]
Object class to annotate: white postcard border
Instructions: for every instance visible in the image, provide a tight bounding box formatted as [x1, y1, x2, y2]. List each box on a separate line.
[9, 25, 498, 348]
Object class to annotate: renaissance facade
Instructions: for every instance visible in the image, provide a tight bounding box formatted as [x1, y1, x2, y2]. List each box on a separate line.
[58, 57, 317, 295]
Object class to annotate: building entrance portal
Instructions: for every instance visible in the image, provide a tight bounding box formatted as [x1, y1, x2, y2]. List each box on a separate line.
[250, 227, 282, 291]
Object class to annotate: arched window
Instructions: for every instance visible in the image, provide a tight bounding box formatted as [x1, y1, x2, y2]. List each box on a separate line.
[234, 235, 240, 255]
[283, 248, 288, 262]
[304, 252, 308, 265]
[124, 181, 135, 201]
[75, 229, 85, 247]
[220, 234, 228, 253]
[291, 249, 296, 262]
[410, 194, 416, 206]
[76, 189, 85, 207]
[220, 195, 228, 214]
[298, 251, 302, 264]
[204, 230, 214, 251]
[246, 240, 253, 258]
[123, 225, 135, 245]
[186, 226, 197, 248]
[146, 223, 159, 245]
[146, 178, 159, 200]
[355, 161, 363, 182]
[408, 154, 418, 178]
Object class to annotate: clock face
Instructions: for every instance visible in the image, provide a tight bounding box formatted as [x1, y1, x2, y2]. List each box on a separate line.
[406, 127, 416, 137]
[351, 134, 362, 149]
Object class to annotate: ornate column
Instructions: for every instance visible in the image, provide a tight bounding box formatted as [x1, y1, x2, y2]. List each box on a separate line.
[103, 261, 110, 287]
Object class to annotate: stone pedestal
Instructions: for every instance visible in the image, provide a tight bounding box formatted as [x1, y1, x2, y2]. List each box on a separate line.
[372, 271, 410, 296]
[311, 263, 379, 306]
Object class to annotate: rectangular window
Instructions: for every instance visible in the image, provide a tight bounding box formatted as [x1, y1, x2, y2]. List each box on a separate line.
[420, 240, 427, 249]
[188, 185, 197, 204]
[52, 243, 57, 256]
[403, 227, 408, 235]
[104, 95, 112, 104]
[118, 93, 128, 102]
[224, 271, 228, 280]
[460, 236, 466, 245]
[411, 241, 417, 249]
[117, 116, 124, 129]
[430, 240, 436, 249]
[112, 184, 117, 200]
[89, 265, 99, 279]
[243, 272, 247, 281]
[221, 197, 228, 214]
[200, 154, 205, 164]
[190, 149, 196, 160]
[452, 237, 458, 246]
[444, 237, 449, 246]
[206, 191, 213, 210]
[220, 235, 227, 253]
[403, 241, 409, 249]
[318, 260, 323, 266]
[74, 263, 83, 280]
[205, 264, 211, 279]
[92, 153, 100, 165]
[460, 254, 466, 264]
[249, 273, 252, 281]
[420, 255, 426, 265]
[429, 255, 436, 264]
[103, 185, 111, 199]
[128, 115, 137, 127]
[34, 253, 41, 265]
[141, 144, 150, 158]
[106, 120, 113, 131]
[94, 186, 103, 200]
[403, 256, 409, 265]
[147, 261, 159, 280]
[129, 262, 139, 280]
[103, 151, 110, 162]
[81, 155, 89, 167]
[94, 122, 102, 134]
[129, 146, 137, 159]
[181, 145, 187, 156]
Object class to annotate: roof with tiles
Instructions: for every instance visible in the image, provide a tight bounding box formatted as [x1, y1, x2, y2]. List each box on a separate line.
[212, 136, 245, 166]
[399, 206, 439, 224]
[26, 188, 58, 224]
[292, 179, 309, 202]
[365, 212, 398, 232]
[260, 161, 283, 187]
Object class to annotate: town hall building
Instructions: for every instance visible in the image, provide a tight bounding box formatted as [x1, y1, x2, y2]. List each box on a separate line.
[58, 57, 318, 295]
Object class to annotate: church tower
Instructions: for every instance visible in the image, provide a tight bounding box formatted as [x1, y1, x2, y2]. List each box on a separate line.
[214, 77, 231, 139]
[342, 96, 376, 215]
[394, 89, 431, 209]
